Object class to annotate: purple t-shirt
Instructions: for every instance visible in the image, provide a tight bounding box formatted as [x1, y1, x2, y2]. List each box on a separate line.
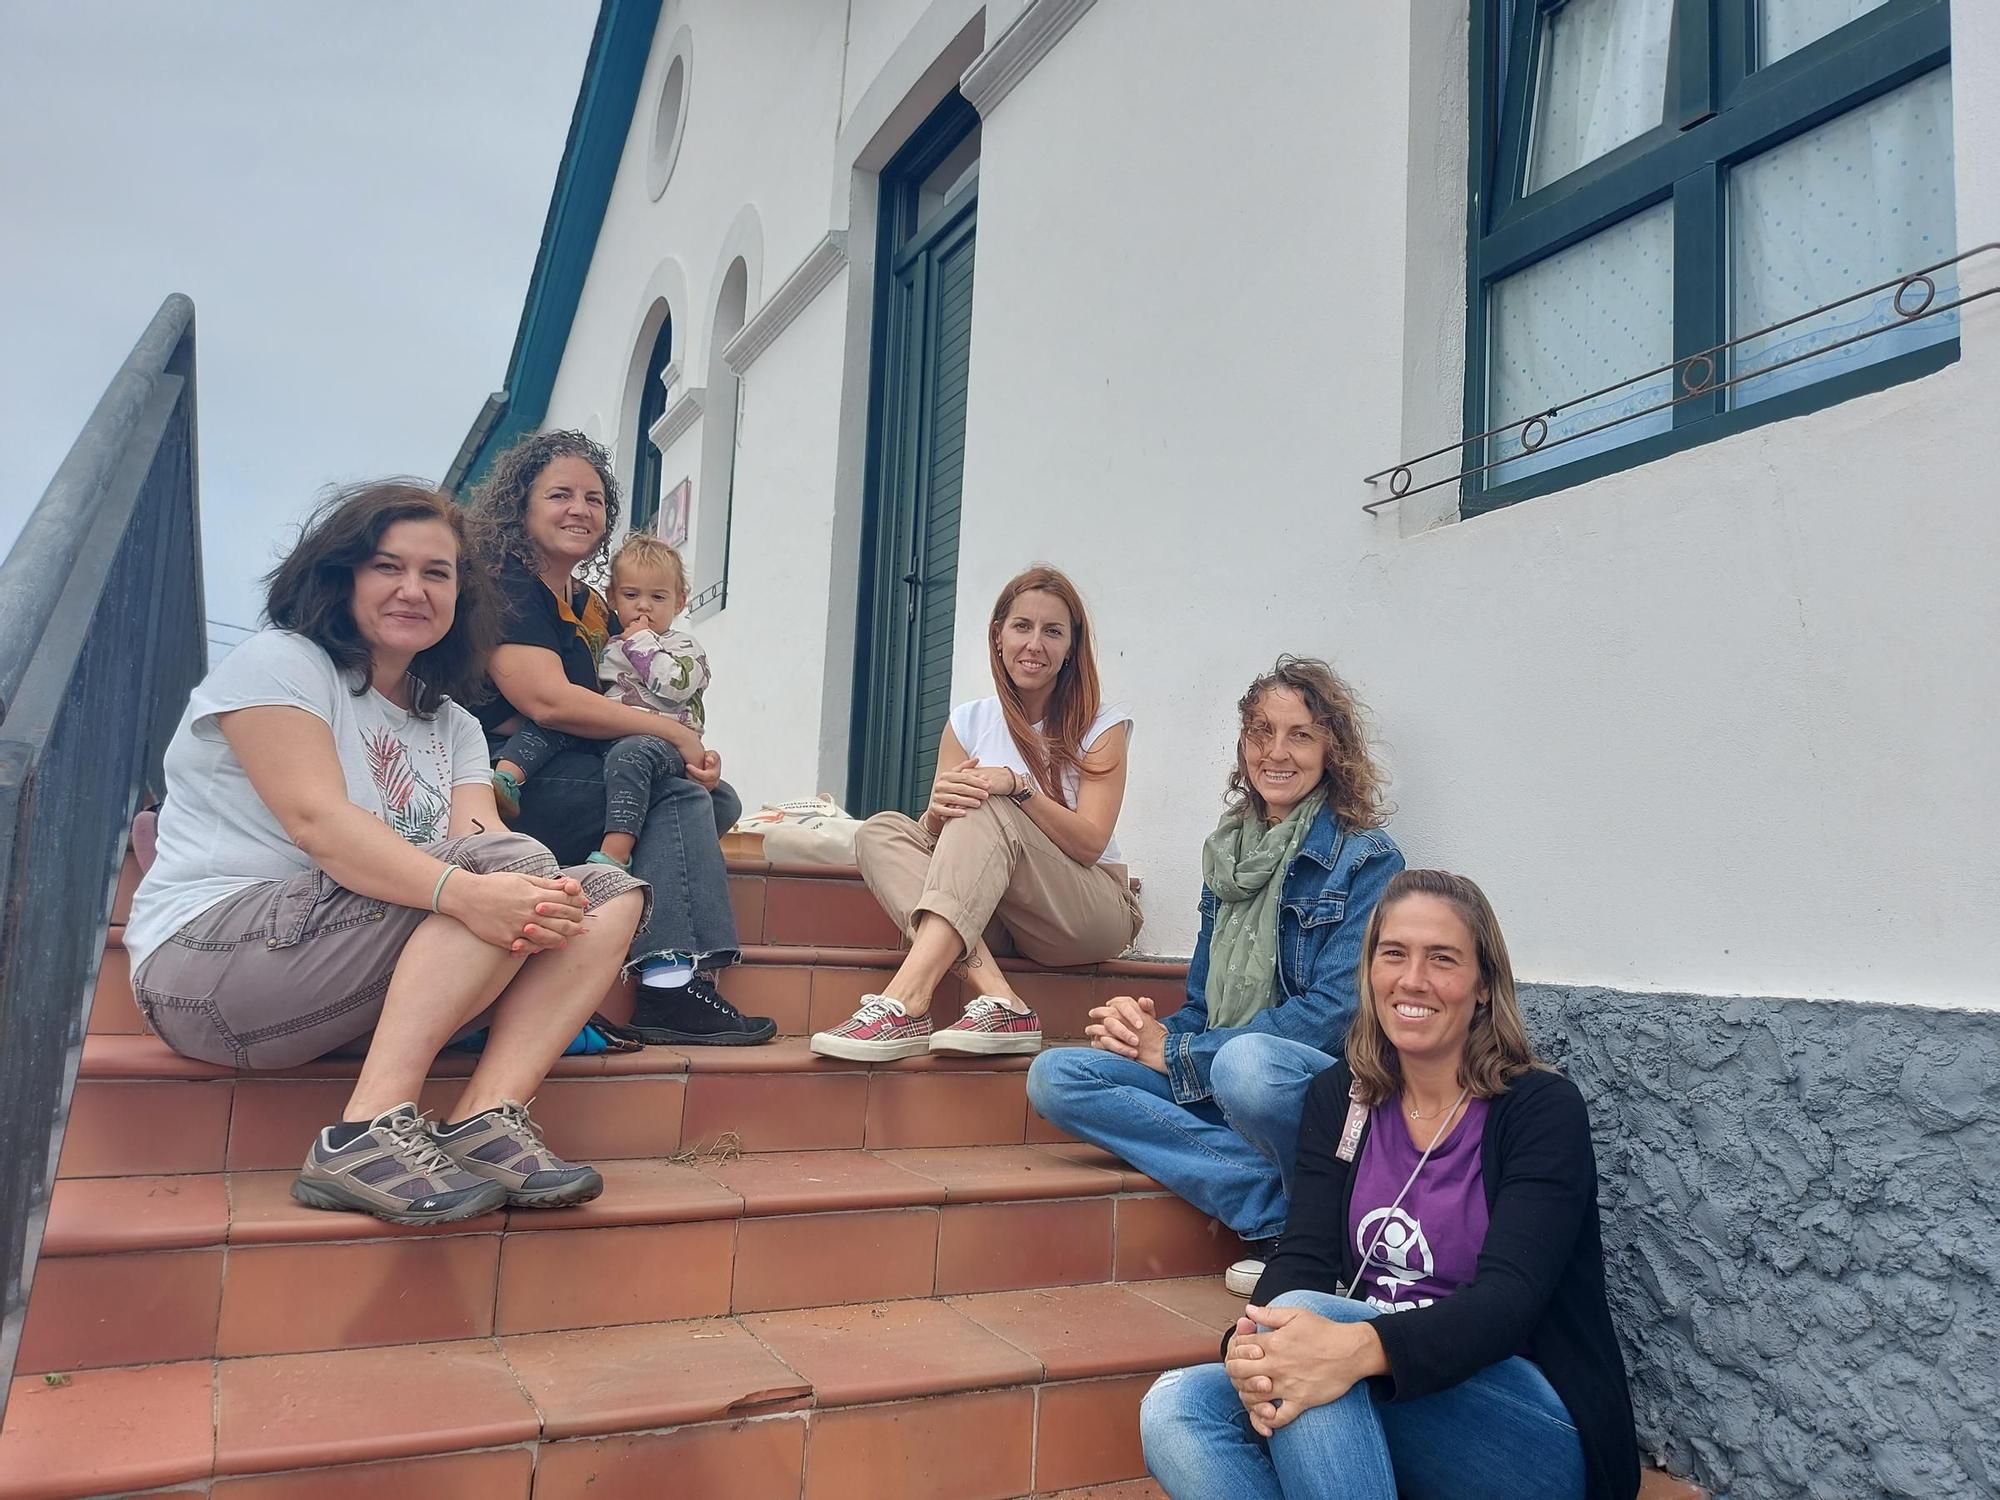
[1347, 1096, 1490, 1313]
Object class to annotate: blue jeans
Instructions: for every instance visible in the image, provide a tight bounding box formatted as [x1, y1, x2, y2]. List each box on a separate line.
[502, 745, 740, 968]
[1140, 1291, 1584, 1500]
[500, 726, 693, 841]
[1025, 1033, 1335, 1240]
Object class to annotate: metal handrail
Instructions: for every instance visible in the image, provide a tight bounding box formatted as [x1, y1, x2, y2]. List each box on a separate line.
[0, 296, 205, 1419]
[0, 298, 197, 714]
[1363, 242, 1999, 511]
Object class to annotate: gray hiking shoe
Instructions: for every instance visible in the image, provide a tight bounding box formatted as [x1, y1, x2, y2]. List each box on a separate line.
[431, 1099, 604, 1209]
[291, 1102, 508, 1225]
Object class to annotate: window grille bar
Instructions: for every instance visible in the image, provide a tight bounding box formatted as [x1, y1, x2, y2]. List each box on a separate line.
[1363, 242, 1998, 512]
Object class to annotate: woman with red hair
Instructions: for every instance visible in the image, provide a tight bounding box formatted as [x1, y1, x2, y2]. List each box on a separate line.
[811, 565, 1141, 1059]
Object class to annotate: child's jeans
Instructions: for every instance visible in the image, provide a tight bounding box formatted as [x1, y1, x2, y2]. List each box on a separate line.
[497, 723, 689, 841]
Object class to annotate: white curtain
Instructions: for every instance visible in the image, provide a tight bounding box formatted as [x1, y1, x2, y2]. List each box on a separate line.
[1731, 67, 1956, 408]
[1527, 0, 1676, 191]
[1488, 201, 1676, 484]
[1760, 0, 1890, 65]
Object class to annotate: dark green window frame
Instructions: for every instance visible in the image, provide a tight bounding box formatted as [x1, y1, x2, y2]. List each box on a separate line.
[1464, 0, 1954, 517]
[628, 314, 674, 534]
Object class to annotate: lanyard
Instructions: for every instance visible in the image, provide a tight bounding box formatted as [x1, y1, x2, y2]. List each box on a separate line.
[1338, 1086, 1470, 1302]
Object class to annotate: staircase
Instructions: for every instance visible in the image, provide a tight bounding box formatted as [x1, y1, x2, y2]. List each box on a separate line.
[0, 850, 1230, 1499]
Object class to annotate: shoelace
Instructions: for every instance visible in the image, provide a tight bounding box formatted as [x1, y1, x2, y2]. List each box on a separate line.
[381, 1107, 468, 1178]
[492, 1099, 555, 1166]
[847, 997, 906, 1029]
[961, 997, 1016, 1022]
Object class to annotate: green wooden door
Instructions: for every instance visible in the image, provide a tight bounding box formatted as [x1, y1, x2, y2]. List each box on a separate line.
[852, 97, 980, 816]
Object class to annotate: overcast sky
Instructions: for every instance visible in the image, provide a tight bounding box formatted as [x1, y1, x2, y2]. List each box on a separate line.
[0, 0, 599, 656]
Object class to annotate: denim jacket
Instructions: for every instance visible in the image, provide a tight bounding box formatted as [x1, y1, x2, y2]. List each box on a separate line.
[1159, 806, 1403, 1105]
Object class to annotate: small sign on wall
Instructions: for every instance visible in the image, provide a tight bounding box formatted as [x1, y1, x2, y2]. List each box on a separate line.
[659, 478, 691, 549]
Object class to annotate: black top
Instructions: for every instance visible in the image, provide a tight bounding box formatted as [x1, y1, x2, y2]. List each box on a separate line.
[1246, 1062, 1640, 1500]
[476, 554, 615, 733]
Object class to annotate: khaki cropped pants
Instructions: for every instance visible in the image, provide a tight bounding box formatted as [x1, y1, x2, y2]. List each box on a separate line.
[854, 797, 1142, 968]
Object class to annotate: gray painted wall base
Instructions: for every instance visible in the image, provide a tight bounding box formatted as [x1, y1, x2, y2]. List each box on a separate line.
[1521, 985, 2000, 1500]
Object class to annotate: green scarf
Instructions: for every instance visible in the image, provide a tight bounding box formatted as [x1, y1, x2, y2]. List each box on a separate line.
[1199, 790, 1326, 1030]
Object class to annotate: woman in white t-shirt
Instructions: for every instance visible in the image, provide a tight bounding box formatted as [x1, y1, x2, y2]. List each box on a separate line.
[126, 482, 650, 1227]
[811, 564, 1141, 1061]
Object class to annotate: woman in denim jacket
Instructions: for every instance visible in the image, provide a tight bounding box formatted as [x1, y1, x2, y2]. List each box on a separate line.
[1027, 657, 1402, 1294]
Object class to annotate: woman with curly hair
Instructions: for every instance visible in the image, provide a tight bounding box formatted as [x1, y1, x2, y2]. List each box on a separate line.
[467, 431, 772, 1045]
[1028, 657, 1403, 1293]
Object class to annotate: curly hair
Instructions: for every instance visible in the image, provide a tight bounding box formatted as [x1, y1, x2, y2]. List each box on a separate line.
[1224, 655, 1390, 830]
[263, 480, 496, 717]
[1345, 868, 1551, 1105]
[465, 429, 623, 584]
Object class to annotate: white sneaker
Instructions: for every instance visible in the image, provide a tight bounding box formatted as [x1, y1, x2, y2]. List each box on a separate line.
[1224, 1257, 1266, 1298]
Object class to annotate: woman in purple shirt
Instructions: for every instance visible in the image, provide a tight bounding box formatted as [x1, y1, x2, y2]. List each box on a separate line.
[1139, 870, 1641, 1500]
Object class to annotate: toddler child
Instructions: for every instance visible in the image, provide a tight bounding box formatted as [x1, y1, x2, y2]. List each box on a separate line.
[492, 534, 713, 873]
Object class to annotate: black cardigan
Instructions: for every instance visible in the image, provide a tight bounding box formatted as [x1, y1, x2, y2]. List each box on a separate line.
[1243, 1063, 1640, 1500]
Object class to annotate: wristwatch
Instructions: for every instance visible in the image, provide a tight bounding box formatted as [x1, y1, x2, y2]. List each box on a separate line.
[1007, 771, 1035, 805]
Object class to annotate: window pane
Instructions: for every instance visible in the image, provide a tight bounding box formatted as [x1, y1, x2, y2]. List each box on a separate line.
[1526, 0, 1674, 191]
[1759, 0, 1890, 65]
[1487, 202, 1675, 483]
[909, 126, 980, 241]
[1730, 69, 1956, 409]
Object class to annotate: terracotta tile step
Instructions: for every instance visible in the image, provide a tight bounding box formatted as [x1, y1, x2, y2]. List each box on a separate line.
[728, 949, 1187, 1039]
[74, 1030, 1070, 1082]
[23, 1147, 1245, 1372]
[725, 858, 1145, 950]
[62, 1036, 1093, 1176]
[0, 1280, 1241, 1500]
[90, 934, 1189, 1043]
[0, 1293, 1714, 1500]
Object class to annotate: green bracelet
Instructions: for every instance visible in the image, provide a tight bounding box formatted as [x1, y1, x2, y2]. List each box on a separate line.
[431, 865, 455, 913]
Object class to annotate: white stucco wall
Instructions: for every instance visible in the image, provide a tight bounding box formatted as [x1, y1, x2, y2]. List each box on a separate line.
[539, 0, 1999, 1008]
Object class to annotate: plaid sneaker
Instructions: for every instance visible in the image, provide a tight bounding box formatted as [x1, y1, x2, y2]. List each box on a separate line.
[929, 996, 1043, 1055]
[291, 1102, 509, 1226]
[809, 995, 933, 1062]
[431, 1099, 603, 1209]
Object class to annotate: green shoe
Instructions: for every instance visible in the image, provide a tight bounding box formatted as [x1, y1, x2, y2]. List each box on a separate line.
[587, 849, 631, 869]
[492, 769, 522, 821]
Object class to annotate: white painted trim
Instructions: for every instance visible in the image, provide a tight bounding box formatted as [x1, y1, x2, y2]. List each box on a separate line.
[722, 232, 850, 375]
[645, 26, 694, 202]
[657, 359, 682, 398]
[959, 0, 1098, 116]
[650, 385, 704, 451]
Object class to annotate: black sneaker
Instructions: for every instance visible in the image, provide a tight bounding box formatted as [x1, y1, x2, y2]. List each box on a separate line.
[626, 976, 777, 1046]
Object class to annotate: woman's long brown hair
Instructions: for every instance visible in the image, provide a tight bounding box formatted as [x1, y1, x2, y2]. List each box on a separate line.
[987, 565, 1103, 806]
[1345, 869, 1549, 1105]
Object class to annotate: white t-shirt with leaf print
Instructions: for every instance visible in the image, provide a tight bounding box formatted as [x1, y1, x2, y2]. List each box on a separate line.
[125, 629, 491, 975]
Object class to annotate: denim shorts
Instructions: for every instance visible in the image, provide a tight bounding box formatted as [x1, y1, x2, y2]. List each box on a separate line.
[131, 831, 648, 1070]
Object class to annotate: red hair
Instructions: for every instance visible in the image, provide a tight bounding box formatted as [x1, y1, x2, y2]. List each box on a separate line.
[987, 564, 1103, 807]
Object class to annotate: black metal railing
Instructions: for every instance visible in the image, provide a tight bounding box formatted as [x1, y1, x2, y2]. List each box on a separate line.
[0, 296, 205, 1415]
[1364, 242, 1999, 510]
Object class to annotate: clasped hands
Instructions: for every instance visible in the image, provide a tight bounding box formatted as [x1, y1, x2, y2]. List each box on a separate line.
[1085, 993, 1168, 1073]
[1224, 1304, 1385, 1437]
[440, 870, 592, 956]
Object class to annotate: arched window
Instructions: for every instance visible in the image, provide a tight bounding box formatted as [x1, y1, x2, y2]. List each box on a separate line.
[690, 258, 747, 616]
[628, 313, 674, 533]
